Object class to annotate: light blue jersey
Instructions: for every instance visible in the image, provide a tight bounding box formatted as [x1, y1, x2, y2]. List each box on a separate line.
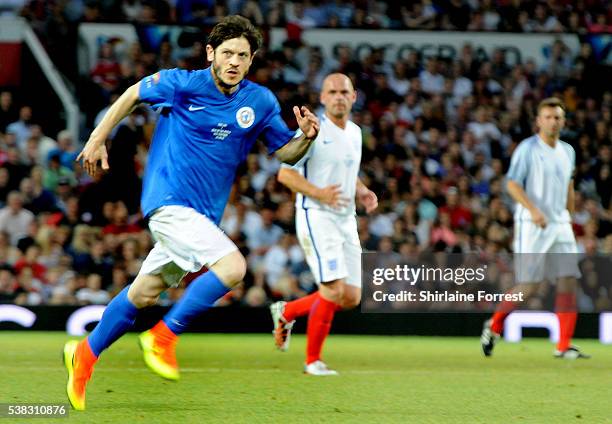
[506, 135, 575, 224]
[138, 67, 295, 224]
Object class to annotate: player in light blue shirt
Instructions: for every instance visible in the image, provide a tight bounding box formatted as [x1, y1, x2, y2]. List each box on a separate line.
[63, 16, 319, 411]
[480, 97, 589, 360]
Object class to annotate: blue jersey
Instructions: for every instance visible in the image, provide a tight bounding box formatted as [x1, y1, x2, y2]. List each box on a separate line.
[138, 67, 295, 224]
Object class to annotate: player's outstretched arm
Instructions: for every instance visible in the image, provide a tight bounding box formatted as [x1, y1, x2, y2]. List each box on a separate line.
[356, 178, 378, 214]
[77, 82, 141, 176]
[507, 179, 547, 228]
[278, 168, 348, 209]
[274, 106, 319, 165]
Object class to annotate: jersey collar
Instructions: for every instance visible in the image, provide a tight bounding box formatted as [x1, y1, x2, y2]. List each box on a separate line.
[205, 67, 246, 101]
[536, 134, 558, 150]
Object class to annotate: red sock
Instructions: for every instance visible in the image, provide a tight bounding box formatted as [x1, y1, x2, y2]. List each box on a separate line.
[306, 296, 337, 365]
[283, 292, 320, 322]
[490, 295, 520, 334]
[555, 293, 577, 352]
[80, 339, 98, 365]
[151, 320, 178, 343]
[74, 339, 98, 383]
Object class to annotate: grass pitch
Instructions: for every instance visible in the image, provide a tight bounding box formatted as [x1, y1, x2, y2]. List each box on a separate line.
[0, 332, 610, 423]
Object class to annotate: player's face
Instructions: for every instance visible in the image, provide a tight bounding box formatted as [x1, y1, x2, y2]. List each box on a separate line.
[320, 76, 356, 119]
[207, 37, 254, 90]
[536, 106, 565, 139]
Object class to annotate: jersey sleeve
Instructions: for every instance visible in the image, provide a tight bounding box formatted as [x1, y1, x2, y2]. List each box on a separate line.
[260, 91, 297, 154]
[506, 141, 531, 187]
[139, 69, 190, 109]
[566, 143, 576, 176]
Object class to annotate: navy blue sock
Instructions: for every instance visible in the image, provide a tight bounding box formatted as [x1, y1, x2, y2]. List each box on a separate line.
[163, 271, 230, 335]
[87, 286, 139, 357]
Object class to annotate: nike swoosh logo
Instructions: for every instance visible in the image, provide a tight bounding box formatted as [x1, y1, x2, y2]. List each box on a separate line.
[188, 105, 206, 111]
[323, 140, 333, 144]
[171, 319, 184, 327]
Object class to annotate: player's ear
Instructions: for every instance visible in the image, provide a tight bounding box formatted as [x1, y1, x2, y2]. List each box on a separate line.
[206, 44, 215, 62]
[248, 50, 257, 66]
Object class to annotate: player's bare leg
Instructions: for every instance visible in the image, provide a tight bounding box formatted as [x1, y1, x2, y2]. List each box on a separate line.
[337, 285, 360, 310]
[129, 274, 167, 308]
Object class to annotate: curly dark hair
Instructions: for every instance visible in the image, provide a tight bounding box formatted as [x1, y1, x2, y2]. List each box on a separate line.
[207, 15, 263, 54]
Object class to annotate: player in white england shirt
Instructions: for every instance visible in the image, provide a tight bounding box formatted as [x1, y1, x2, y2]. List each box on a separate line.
[270, 73, 378, 375]
[481, 97, 589, 359]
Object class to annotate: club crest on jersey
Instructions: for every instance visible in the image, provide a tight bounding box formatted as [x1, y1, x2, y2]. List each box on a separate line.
[236, 106, 255, 129]
[328, 259, 337, 271]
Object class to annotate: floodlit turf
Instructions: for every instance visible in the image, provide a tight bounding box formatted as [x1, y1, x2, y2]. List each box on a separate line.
[0, 332, 610, 423]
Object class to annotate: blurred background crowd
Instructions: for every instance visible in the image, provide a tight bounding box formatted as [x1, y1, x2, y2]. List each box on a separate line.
[0, 0, 611, 310]
[4, 0, 612, 32]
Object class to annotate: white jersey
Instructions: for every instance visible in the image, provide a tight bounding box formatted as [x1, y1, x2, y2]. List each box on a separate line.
[285, 114, 362, 216]
[506, 135, 575, 224]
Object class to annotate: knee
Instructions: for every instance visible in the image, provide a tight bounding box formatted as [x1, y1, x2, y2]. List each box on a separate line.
[557, 277, 578, 293]
[320, 281, 344, 304]
[215, 252, 247, 286]
[127, 285, 158, 308]
[226, 258, 247, 285]
[518, 284, 539, 299]
[342, 294, 361, 309]
[341, 287, 361, 309]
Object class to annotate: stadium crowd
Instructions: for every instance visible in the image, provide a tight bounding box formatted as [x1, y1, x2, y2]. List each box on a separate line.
[0, 2, 611, 311]
[5, 0, 612, 33]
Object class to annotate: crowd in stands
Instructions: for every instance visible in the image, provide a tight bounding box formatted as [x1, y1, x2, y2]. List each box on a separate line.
[3, 0, 611, 33]
[0, 2, 611, 310]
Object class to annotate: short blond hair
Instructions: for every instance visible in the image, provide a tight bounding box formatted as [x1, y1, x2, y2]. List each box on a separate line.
[537, 97, 565, 114]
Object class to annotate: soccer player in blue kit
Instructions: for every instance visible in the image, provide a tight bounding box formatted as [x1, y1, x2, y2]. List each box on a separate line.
[63, 15, 319, 410]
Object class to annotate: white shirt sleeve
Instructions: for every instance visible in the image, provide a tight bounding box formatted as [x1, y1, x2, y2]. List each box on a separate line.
[506, 142, 531, 187]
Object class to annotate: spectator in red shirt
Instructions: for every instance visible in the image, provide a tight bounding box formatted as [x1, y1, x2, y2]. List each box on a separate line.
[438, 186, 472, 229]
[430, 211, 458, 247]
[102, 201, 141, 237]
[14, 244, 47, 282]
[91, 42, 122, 98]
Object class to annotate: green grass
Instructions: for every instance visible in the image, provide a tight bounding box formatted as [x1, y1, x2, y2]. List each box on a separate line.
[0, 332, 610, 423]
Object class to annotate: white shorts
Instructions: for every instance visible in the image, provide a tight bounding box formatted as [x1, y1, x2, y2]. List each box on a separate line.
[513, 221, 580, 283]
[295, 208, 361, 288]
[138, 205, 238, 287]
